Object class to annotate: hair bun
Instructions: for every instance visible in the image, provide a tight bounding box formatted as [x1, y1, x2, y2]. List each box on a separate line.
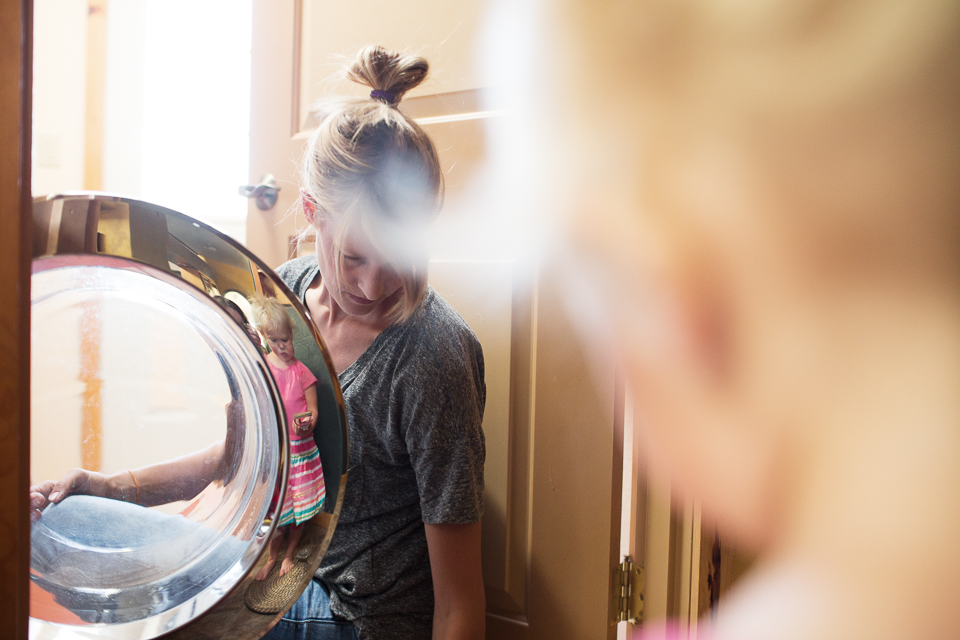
[347, 45, 429, 106]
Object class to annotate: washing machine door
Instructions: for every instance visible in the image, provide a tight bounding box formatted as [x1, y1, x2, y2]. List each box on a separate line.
[29, 193, 348, 640]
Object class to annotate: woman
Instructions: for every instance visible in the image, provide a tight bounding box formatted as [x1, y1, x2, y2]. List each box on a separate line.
[264, 46, 486, 640]
[30, 45, 486, 639]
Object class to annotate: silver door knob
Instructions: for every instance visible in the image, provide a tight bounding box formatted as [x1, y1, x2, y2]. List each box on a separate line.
[239, 174, 280, 211]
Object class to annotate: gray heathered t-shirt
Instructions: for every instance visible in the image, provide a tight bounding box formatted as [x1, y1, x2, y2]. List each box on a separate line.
[276, 255, 486, 639]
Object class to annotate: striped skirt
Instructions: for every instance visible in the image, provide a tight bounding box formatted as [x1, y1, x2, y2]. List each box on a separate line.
[277, 437, 325, 527]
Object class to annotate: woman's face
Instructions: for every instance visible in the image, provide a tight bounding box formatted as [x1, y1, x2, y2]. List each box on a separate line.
[315, 215, 403, 318]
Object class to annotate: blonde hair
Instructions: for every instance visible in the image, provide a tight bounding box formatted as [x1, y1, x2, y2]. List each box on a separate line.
[250, 295, 293, 339]
[301, 45, 444, 323]
[550, 0, 960, 269]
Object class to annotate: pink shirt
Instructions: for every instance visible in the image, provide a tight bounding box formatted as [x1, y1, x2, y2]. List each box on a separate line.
[267, 359, 317, 438]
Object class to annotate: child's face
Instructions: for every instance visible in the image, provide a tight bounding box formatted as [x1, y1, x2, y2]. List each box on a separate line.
[265, 330, 294, 363]
[538, 0, 960, 550]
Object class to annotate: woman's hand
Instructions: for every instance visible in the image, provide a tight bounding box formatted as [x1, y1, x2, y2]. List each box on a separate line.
[29, 468, 110, 523]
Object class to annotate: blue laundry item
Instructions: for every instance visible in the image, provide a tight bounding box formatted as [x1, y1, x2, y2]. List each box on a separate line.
[31, 494, 247, 624]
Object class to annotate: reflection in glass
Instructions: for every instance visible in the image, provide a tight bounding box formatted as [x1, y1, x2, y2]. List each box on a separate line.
[29, 193, 348, 640]
[30, 258, 279, 626]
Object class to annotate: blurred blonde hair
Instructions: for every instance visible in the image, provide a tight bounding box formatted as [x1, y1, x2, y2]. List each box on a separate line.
[250, 295, 293, 339]
[550, 0, 960, 266]
[300, 45, 444, 323]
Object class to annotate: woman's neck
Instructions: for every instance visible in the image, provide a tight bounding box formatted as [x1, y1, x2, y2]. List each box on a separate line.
[306, 275, 395, 374]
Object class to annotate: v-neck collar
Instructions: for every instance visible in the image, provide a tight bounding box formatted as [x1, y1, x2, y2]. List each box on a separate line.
[336, 321, 401, 391]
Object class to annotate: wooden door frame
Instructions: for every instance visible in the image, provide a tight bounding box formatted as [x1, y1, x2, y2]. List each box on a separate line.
[0, 0, 33, 637]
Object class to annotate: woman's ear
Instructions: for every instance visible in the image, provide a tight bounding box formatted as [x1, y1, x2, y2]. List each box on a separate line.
[300, 188, 317, 225]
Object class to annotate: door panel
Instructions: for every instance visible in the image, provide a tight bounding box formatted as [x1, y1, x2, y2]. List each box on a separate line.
[524, 274, 622, 640]
[298, 0, 489, 126]
[246, 0, 303, 267]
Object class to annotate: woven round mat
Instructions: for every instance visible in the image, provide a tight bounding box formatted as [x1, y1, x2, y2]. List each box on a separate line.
[244, 547, 313, 614]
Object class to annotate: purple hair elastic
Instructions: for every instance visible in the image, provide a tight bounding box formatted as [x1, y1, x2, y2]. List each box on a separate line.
[370, 90, 396, 104]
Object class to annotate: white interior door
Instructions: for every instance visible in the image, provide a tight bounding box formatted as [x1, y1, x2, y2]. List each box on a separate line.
[247, 2, 625, 638]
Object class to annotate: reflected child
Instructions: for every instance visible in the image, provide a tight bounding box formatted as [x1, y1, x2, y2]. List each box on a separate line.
[251, 295, 326, 580]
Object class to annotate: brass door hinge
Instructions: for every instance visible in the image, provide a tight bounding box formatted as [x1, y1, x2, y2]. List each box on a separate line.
[616, 557, 644, 624]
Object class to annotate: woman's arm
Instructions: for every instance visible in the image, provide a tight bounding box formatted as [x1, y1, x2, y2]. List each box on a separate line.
[30, 401, 240, 521]
[425, 521, 485, 640]
[30, 439, 226, 516]
[126, 439, 227, 506]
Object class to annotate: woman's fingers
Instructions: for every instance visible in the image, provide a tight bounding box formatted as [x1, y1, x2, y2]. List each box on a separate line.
[29, 481, 55, 522]
[30, 469, 110, 522]
[30, 498, 44, 523]
[50, 468, 102, 503]
[48, 473, 80, 503]
[30, 480, 55, 502]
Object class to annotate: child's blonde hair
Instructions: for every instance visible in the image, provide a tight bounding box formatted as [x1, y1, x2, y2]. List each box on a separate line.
[250, 295, 293, 339]
[300, 45, 444, 324]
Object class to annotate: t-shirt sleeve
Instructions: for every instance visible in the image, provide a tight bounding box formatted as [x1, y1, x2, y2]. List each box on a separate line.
[297, 360, 318, 391]
[274, 255, 317, 298]
[400, 326, 486, 525]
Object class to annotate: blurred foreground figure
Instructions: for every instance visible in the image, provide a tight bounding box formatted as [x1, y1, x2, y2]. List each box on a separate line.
[535, 1, 960, 639]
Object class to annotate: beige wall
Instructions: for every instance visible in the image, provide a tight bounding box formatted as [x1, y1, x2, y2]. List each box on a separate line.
[101, 0, 145, 197]
[31, 0, 88, 197]
[299, 0, 488, 125]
